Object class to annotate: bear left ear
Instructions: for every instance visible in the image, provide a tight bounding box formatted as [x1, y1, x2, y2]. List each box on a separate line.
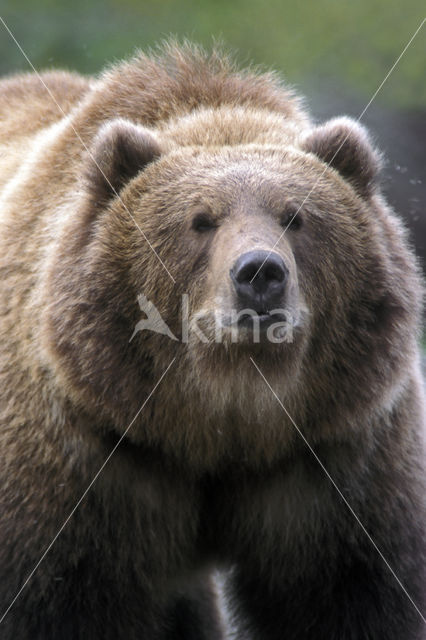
[302, 117, 382, 198]
[86, 118, 162, 207]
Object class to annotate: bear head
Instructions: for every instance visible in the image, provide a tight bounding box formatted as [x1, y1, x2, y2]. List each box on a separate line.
[41, 109, 421, 465]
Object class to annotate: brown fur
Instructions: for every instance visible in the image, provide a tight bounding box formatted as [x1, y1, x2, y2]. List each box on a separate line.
[0, 42, 424, 639]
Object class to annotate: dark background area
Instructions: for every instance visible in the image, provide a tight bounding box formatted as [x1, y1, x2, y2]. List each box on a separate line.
[1, 0, 425, 328]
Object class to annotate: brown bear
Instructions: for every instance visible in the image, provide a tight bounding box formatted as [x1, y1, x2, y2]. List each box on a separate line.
[0, 42, 424, 639]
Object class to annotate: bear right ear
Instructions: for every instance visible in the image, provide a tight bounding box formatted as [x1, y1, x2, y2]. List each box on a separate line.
[86, 119, 162, 207]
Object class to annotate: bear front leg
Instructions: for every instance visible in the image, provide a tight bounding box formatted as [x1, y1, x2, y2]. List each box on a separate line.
[0, 565, 167, 640]
[228, 532, 425, 640]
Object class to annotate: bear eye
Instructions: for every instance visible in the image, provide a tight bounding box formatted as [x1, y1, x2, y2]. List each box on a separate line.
[280, 207, 303, 231]
[192, 212, 217, 233]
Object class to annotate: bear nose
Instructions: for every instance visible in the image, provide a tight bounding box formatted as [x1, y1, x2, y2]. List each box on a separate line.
[230, 250, 288, 312]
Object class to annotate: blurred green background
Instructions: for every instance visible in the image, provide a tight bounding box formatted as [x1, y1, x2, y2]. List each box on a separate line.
[0, 0, 425, 344]
[1, 0, 424, 108]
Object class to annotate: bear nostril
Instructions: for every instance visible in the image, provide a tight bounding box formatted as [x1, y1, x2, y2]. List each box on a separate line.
[230, 250, 288, 310]
[234, 261, 261, 284]
[263, 261, 286, 283]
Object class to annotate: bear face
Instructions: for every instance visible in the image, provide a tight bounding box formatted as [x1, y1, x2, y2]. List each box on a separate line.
[40, 110, 421, 468]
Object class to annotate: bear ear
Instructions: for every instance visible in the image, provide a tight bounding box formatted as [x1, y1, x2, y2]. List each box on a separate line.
[86, 118, 162, 207]
[302, 117, 382, 198]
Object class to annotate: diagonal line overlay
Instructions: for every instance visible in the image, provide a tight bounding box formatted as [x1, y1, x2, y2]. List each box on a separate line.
[250, 356, 426, 625]
[0, 15, 176, 284]
[249, 17, 426, 283]
[0, 357, 176, 625]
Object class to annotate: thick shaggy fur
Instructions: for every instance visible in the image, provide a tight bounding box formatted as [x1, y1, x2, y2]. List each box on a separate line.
[0, 43, 424, 639]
